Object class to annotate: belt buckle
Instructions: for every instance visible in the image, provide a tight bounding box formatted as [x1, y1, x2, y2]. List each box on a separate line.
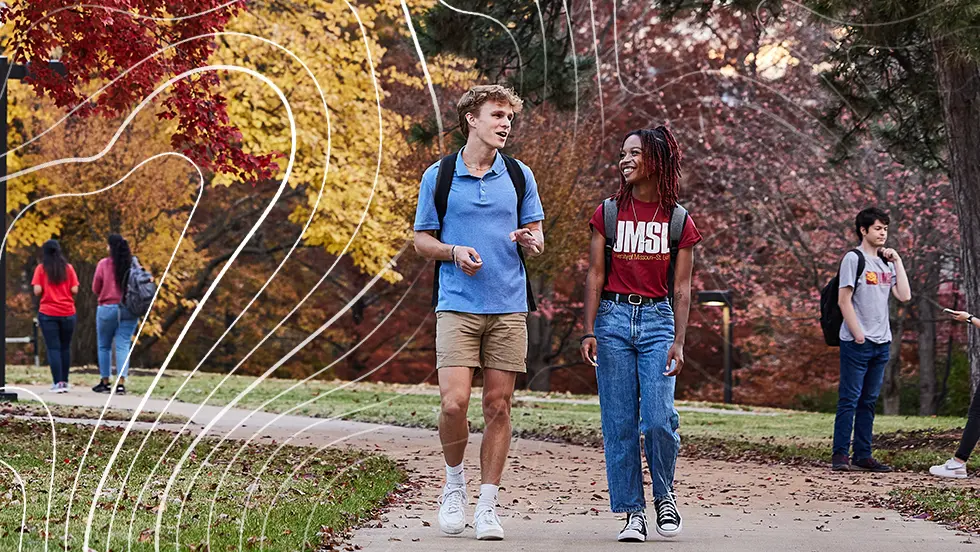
[627, 293, 642, 305]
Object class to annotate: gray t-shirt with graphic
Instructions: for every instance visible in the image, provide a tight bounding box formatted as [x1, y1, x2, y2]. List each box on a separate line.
[839, 250, 897, 344]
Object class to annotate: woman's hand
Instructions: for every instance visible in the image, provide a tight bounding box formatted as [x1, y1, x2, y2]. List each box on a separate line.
[664, 343, 684, 376]
[580, 336, 597, 367]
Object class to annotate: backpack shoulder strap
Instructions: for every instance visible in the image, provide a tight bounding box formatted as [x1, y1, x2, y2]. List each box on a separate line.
[601, 198, 617, 283]
[667, 203, 688, 306]
[849, 249, 865, 288]
[669, 203, 688, 251]
[434, 153, 457, 238]
[431, 153, 457, 308]
[501, 154, 536, 312]
[501, 154, 526, 211]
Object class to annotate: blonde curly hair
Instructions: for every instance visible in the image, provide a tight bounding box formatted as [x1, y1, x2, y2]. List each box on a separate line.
[457, 84, 524, 137]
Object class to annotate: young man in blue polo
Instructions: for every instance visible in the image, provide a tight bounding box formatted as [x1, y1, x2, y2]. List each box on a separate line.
[413, 84, 545, 541]
[832, 207, 911, 472]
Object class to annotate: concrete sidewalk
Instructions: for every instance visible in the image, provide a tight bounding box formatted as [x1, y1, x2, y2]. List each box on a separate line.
[17, 385, 978, 551]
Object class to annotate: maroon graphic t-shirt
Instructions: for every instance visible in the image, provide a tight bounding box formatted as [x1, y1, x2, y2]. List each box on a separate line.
[588, 198, 702, 298]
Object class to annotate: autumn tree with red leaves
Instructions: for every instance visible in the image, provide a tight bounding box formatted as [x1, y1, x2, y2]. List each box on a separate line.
[1, 0, 279, 182]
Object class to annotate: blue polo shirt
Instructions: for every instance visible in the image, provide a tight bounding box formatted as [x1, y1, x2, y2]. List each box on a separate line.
[414, 150, 545, 314]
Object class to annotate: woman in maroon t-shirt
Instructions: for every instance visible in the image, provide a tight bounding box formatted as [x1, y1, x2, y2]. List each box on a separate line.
[580, 127, 702, 542]
[32, 239, 79, 393]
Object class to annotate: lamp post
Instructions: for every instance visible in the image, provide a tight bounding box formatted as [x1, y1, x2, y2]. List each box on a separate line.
[0, 56, 66, 402]
[697, 290, 734, 404]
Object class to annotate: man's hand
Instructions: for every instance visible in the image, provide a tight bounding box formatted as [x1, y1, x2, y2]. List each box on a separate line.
[880, 248, 901, 263]
[664, 343, 684, 376]
[854, 332, 866, 345]
[453, 246, 483, 276]
[510, 228, 542, 255]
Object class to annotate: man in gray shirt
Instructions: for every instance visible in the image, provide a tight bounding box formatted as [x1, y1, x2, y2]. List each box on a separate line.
[832, 208, 911, 472]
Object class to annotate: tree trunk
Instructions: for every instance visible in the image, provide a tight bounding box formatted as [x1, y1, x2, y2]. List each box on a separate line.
[525, 276, 553, 391]
[934, 40, 980, 394]
[882, 305, 906, 415]
[918, 255, 940, 415]
[70, 260, 98, 367]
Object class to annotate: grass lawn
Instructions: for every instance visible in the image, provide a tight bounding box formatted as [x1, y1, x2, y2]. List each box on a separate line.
[1, 401, 188, 424]
[6, 365, 968, 471]
[0, 418, 404, 552]
[891, 487, 980, 534]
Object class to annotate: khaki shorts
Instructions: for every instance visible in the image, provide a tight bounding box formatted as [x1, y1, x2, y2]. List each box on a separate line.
[435, 311, 528, 373]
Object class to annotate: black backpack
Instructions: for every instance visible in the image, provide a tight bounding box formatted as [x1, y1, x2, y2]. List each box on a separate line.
[819, 249, 865, 347]
[123, 257, 156, 318]
[600, 198, 689, 305]
[430, 151, 536, 311]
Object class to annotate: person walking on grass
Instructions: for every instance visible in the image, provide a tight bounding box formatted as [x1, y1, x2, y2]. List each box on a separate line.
[580, 126, 702, 542]
[413, 84, 544, 541]
[930, 308, 980, 479]
[32, 239, 79, 393]
[831, 208, 912, 473]
[91, 234, 139, 396]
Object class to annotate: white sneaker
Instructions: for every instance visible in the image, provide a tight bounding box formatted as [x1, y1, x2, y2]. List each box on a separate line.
[474, 507, 504, 541]
[49, 383, 61, 393]
[930, 458, 968, 479]
[438, 485, 466, 535]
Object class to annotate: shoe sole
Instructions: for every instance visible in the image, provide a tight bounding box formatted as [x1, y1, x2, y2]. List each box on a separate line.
[476, 530, 504, 541]
[930, 471, 967, 479]
[831, 465, 849, 472]
[617, 530, 646, 542]
[438, 520, 465, 535]
[656, 519, 682, 538]
[849, 466, 892, 473]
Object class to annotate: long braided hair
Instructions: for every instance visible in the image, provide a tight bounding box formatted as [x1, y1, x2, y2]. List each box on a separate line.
[613, 126, 682, 211]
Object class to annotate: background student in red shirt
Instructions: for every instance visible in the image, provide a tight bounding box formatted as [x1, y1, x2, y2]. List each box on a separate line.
[32, 239, 79, 393]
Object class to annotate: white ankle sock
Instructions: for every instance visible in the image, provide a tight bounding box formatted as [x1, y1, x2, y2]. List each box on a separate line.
[477, 484, 498, 511]
[446, 463, 465, 488]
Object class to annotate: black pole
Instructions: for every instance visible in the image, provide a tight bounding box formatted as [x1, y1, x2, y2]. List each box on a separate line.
[0, 56, 14, 402]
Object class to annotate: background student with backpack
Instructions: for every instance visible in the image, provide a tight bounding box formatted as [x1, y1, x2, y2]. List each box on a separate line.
[91, 234, 151, 395]
[32, 239, 80, 393]
[580, 126, 701, 542]
[930, 308, 980, 479]
[824, 208, 911, 473]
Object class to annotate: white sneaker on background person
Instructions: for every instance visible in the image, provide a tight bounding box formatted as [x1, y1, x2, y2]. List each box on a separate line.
[930, 458, 968, 479]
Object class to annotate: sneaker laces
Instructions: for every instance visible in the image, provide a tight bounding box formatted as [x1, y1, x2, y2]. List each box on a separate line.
[624, 512, 646, 532]
[946, 459, 965, 470]
[476, 507, 500, 527]
[656, 496, 679, 525]
[442, 487, 465, 516]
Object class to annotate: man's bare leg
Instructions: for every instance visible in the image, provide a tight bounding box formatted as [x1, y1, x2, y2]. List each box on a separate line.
[439, 366, 474, 465]
[471, 368, 516, 539]
[437, 366, 474, 535]
[480, 368, 516, 484]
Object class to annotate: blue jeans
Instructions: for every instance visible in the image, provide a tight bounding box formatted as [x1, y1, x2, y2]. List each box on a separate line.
[37, 313, 76, 385]
[96, 304, 138, 379]
[595, 299, 680, 512]
[833, 339, 890, 459]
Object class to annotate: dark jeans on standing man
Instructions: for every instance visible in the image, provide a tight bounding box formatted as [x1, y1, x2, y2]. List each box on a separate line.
[832, 339, 890, 460]
[38, 312, 76, 385]
[956, 387, 980, 461]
